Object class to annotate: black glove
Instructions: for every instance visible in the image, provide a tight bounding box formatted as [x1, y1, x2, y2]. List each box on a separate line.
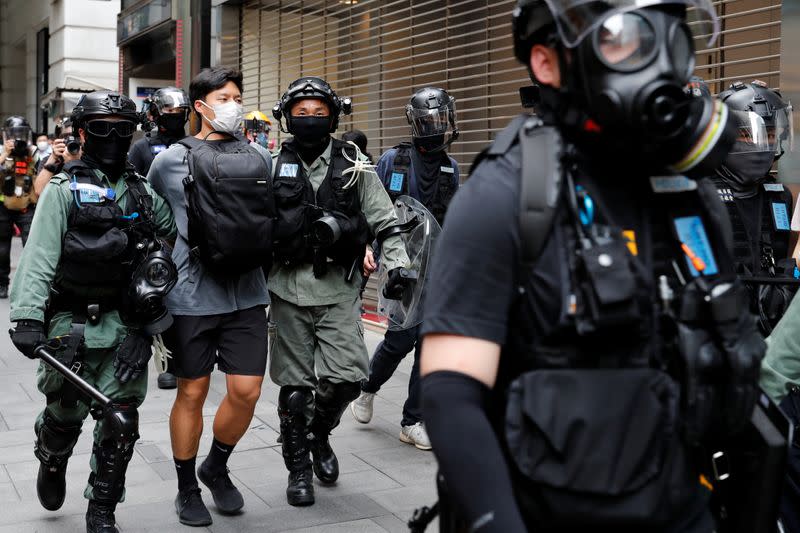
[113, 331, 152, 384]
[9, 320, 45, 359]
[383, 267, 412, 300]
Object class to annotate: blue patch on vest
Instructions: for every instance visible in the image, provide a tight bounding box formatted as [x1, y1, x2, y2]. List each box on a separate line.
[389, 172, 404, 192]
[673, 215, 719, 277]
[772, 202, 790, 231]
[280, 163, 299, 178]
[150, 144, 168, 155]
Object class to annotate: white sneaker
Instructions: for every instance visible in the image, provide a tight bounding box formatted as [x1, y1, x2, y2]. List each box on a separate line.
[399, 422, 432, 451]
[350, 392, 375, 424]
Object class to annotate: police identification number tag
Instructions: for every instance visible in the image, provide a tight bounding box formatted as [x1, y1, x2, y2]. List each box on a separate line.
[78, 188, 102, 203]
[440, 166, 454, 174]
[150, 144, 167, 155]
[772, 202, 791, 231]
[673, 215, 719, 277]
[389, 172, 404, 192]
[279, 164, 299, 178]
[764, 183, 785, 192]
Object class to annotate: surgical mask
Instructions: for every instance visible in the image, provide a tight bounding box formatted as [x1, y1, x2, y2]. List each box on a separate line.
[290, 116, 331, 149]
[36, 141, 49, 152]
[82, 132, 132, 177]
[413, 134, 446, 154]
[157, 113, 187, 136]
[553, 7, 735, 178]
[717, 150, 776, 196]
[200, 100, 243, 134]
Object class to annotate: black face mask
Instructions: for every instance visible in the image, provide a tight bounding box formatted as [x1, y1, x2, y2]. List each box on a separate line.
[157, 114, 187, 137]
[554, 7, 735, 178]
[717, 149, 776, 196]
[290, 116, 332, 148]
[82, 132, 132, 178]
[413, 135, 446, 154]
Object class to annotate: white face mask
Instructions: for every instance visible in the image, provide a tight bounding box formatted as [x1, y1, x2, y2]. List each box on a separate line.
[36, 141, 49, 152]
[200, 100, 243, 134]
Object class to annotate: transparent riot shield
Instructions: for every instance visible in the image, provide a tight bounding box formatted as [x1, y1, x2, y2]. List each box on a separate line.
[377, 195, 442, 331]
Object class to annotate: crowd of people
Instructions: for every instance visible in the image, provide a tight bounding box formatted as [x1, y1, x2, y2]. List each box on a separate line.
[3, 0, 800, 532]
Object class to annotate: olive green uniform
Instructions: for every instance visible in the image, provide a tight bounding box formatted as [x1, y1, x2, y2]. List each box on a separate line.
[10, 168, 176, 499]
[268, 140, 409, 404]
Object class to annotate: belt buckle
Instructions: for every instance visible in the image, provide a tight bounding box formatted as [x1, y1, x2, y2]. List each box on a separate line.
[711, 451, 730, 481]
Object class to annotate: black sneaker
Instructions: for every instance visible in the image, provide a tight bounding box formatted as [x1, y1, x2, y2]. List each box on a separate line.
[85, 500, 118, 533]
[175, 487, 212, 527]
[157, 372, 177, 390]
[198, 461, 244, 515]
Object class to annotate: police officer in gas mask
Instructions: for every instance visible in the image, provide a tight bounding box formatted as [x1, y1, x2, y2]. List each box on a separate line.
[269, 77, 409, 507]
[128, 86, 190, 176]
[710, 80, 795, 335]
[8, 90, 177, 533]
[417, 1, 781, 532]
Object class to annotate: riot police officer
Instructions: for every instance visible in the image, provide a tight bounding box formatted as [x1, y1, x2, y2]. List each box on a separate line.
[711, 80, 796, 335]
[419, 1, 780, 532]
[0, 115, 40, 298]
[9, 90, 176, 533]
[350, 87, 460, 450]
[128, 86, 190, 176]
[269, 76, 409, 506]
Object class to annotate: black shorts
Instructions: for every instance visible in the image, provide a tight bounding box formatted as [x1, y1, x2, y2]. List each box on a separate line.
[163, 306, 268, 379]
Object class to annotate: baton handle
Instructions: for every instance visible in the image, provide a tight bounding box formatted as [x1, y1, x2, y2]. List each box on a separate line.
[34, 346, 112, 407]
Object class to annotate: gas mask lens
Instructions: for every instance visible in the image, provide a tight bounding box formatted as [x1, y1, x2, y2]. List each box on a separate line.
[146, 260, 173, 287]
[595, 12, 656, 70]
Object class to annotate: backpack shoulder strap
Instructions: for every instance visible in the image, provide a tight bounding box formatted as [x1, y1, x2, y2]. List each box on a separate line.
[177, 136, 203, 151]
[518, 117, 563, 266]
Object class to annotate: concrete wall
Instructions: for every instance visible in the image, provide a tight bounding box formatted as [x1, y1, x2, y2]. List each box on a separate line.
[0, 0, 120, 130]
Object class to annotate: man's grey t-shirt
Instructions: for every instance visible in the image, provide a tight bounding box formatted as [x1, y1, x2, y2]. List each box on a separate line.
[146, 138, 272, 316]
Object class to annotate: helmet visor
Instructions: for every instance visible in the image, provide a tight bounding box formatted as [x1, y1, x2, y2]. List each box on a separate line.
[3, 126, 31, 141]
[772, 103, 794, 156]
[543, 0, 719, 48]
[408, 105, 453, 138]
[155, 90, 190, 114]
[728, 110, 770, 154]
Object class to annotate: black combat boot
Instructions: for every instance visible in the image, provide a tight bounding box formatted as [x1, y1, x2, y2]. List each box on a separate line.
[86, 500, 118, 533]
[34, 413, 82, 511]
[278, 387, 314, 506]
[309, 380, 361, 485]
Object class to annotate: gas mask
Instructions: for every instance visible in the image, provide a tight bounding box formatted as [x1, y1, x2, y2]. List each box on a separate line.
[11, 140, 28, 157]
[127, 242, 178, 335]
[551, 4, 735, 177]
[82, 119, 135, 174]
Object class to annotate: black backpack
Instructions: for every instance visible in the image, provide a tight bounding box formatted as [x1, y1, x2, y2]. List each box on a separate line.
[178, 136, 275, 276]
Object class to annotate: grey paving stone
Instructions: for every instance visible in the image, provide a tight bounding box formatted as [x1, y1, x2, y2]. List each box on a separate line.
[279, 517, 388, 532]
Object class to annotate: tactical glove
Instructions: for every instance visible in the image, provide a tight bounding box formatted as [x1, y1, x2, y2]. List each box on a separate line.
[383, 267, 412, 300]
[114, 331, 152, 384]
[9, 320, 46, 359]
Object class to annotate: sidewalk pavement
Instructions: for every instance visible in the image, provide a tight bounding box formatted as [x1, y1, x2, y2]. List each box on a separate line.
[0, 239, 438, 532]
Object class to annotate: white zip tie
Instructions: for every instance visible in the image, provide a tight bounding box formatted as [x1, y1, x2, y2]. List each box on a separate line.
[341, 141, 377, 190]
[151, 333, 172, 374]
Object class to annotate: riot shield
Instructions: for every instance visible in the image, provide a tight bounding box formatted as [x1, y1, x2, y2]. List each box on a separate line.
[378, 195, 442, 331]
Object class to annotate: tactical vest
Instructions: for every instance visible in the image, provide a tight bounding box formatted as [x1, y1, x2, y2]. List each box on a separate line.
[2, 153, 37, 211]
[51, 162, 156, 315]
[273, 139, 372, 277]
[475, 117, 743, 531]
[386, 142, 457, 225]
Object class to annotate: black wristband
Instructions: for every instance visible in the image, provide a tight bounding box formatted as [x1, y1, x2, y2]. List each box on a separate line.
[43, 162, 62, 174]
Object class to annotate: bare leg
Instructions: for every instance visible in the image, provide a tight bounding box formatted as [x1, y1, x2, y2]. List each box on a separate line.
[212, 374, 264, 444]
[170, 376, 211, 459]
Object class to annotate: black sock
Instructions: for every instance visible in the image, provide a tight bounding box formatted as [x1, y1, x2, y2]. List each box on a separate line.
[174, 456, 198, 492]
[204, 437, 235, 474]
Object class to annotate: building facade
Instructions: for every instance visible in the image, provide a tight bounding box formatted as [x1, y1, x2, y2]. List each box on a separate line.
[0, 0, 120, 133]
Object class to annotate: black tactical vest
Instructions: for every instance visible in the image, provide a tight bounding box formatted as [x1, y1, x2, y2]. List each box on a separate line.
[52, 162, 156, 310]
[386, 142, 457, 225]
[273, 139, 372, 277]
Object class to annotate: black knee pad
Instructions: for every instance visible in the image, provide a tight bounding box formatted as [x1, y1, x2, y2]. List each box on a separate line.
[100, 401, 140, 444]
[279, 386, 313, 414]
[34, 411, 82, 466]
[316, 380, 361, 406]
[90, 403, 140, 504]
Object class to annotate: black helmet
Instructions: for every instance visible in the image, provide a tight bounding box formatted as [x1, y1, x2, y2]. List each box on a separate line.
[149, 87, 190, 116]
[71, 91, 139, 130]
[512, 0, 557, 64]
[719, 80, 794, 159]
[406, 87, 459, 153]
[3, 115, 31, 141]
[684, 76, 711, 99]
[272, 77, 352, 133]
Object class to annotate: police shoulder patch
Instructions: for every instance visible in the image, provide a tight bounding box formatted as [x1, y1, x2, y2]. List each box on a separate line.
[279, 163, 299, 178]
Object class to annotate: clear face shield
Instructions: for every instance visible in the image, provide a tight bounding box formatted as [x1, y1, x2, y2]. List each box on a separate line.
[728, 111, 770, 154]
[3, 126, 32, 145]
[772, 104, 794, 158]
[408, 105, 453, 138]
[543, 0, 719, 49]
[156, 90, 190, 116]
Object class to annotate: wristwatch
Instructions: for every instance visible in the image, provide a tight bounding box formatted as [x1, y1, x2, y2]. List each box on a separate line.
[44, 162, 62, 174]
